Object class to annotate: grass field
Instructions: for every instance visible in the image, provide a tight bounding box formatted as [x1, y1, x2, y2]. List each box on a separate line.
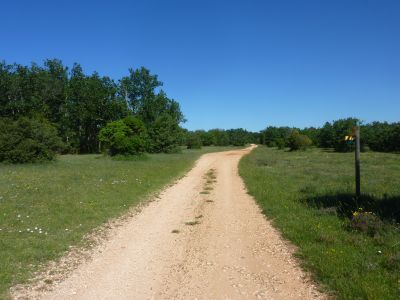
[0, 146, 237, 298]
[239, 146, 400, 299]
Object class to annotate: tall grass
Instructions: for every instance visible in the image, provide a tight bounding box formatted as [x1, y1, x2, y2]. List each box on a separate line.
[239, 146, 400, 299]
[0, 146, 237, 298]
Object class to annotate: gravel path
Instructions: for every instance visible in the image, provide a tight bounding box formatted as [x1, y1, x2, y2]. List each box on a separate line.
[19, 146, 324, 299]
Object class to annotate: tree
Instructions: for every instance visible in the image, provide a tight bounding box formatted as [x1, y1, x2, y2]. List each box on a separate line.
[260, 126, 292, 147]
[66, 65, 128, 153]
[196, 130, 213, 146]
[147, 114, 182, 153]
[276, 138, 286, 149]
[318, 122, 335, 148]
[300, 127, 319, 146]
[119, 67, 162, 113]
[361, 121, 400, 152]
[226, 128, 250, 146]
[0, 117, 63, 163]
[98, 116, 147, 156]
[186, 131, 202, 149]
[208, 129, 229, 146]
[287, 130, 312, 151]
[331, 118, 358, 152]
[1, 60, 188, 155]
[37, 59, 69, 124]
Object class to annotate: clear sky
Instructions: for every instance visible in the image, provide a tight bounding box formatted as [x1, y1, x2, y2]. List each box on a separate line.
[1, 0, 399, 131]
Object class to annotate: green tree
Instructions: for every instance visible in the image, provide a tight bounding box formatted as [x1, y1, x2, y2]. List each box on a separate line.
[226, 128, 250, 146]
[318, 122, 335, 148]
[332, 118, 358, 152]
[66, 65, 128, 153]
[98, 116, 147, 156]
[276, 138, 286, 149]
[147, 114, 182, 153]
[260, 126, 292, 147]
[186, 131, 202, 149]
[300, 127, 319, 146]
[0, 117, 63, 163]
[288, 130, 312, 151]
[208, 129, 229, 146]
[119, 67, 162, 113]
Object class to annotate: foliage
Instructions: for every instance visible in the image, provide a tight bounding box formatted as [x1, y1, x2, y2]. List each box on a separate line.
[275, 138, 286, 149]
[259, 126, 292, 147]
[317, 122, 335, 148]
[287, 130, 312, 151]
[207, 129, 230, 146]
[147, 114, 182, 153]
[0, 60, 183, 156]
[2, 59, 399, 157]
[331, 118, 358, 152]
[361, 122, 400, 152]
[66, 65, 128, 153]
[259, 118, 400, 153]
[182, 128, 257, 147]
[197, 130, 214, 146]
[300, 127, 319, 145]
[98, 116, 147, 156]
[119, 67, 184, 125]
[119, 66, 162, 113]
[0, 117, 63, 163]
[314, 118, 400, 153]
[186, 131, 202, 149]
[226, 128, 251, 146]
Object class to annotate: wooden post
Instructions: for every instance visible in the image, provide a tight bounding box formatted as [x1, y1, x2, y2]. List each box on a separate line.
[355, 125, 361, 198]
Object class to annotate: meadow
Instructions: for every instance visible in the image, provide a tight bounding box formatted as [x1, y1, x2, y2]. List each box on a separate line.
[239, 146, 400, 299]
[0, 146, 236, 298]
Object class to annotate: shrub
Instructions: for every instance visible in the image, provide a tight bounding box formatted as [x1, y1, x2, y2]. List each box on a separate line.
[0, 117, 63, 163]
[288, 130, 312, 151]
[98, 116, 147, 156]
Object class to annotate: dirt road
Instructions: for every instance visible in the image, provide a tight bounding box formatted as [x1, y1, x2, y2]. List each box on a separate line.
[26, 146, 323, 299]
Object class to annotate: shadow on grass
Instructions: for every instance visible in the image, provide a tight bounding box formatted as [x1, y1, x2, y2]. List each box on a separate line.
[303, 193, 400, 223]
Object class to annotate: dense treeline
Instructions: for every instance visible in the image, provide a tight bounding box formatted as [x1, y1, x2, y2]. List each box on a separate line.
[183, 128, 259, 149]
[260, 118, 400, 152]
[0, 59, 257, 162]
[1, 59, 398, 162]
[0, 59, 188, 161]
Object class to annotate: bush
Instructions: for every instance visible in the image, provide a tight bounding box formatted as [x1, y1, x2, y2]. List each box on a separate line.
[288, 130, 312, 151]
[0, 117, 63, 163]
[98, 116, 147, 156]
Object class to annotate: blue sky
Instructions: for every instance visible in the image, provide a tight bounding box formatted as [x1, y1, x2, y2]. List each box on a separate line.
[1, 0, 399, 131]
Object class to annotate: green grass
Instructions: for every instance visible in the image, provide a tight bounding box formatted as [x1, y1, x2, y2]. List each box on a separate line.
[239, 146, 400, 299]
[0, 146, 238, 298]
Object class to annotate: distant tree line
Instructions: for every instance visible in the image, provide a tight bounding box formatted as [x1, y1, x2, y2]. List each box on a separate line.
[259, 118, 400, 152]
[183, 128, 259, 149]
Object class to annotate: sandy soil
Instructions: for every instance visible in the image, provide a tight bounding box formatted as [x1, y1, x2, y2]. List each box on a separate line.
[14, 146, 325, 299]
